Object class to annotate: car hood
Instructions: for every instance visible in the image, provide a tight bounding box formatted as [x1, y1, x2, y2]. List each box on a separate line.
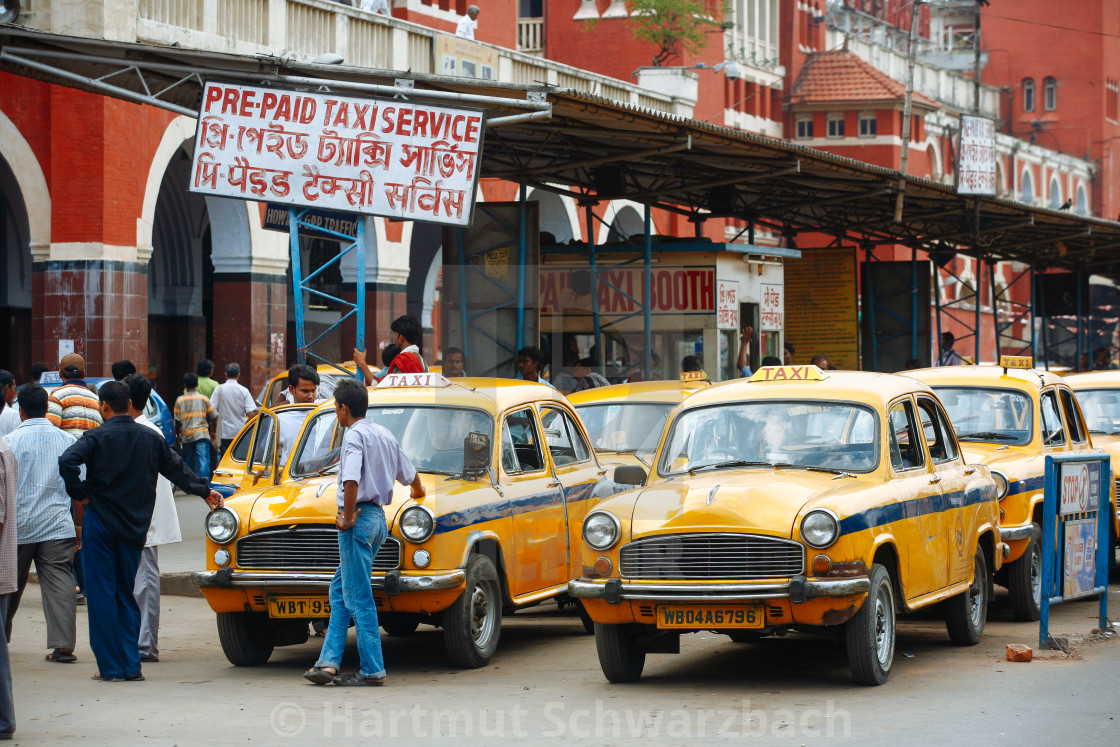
[956, 443, 1037, 470]
[627, 469, 871, 540]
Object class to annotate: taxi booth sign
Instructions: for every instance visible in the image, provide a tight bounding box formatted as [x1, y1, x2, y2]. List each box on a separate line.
[376, 372, 453, 388]
[1000, 355, 1033, 373]
[1039, 453, 1111, 649]
[748, 365, 826, 383]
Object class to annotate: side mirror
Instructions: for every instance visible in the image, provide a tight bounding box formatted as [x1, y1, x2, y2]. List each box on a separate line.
[614, 464, 647, 486]
[463, 431, 491, 476]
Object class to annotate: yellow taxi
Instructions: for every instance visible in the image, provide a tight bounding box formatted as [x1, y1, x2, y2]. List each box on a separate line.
[1061, 370, 1120, 565]
[211, 402, 319, 492]
[906, 358, 1096, 621]
[192, 374, 622, 668]
[568, 366, 1002, 686]
[568, 372, 711, 470]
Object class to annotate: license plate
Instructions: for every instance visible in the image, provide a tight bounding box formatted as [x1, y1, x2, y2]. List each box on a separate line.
[656, 605, 764, 629]
[268, 596, 331, 618]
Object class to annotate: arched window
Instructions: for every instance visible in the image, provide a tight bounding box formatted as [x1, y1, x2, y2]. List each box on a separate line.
[1020, 170, 1034, 204]
[1049, 176, 1062, 209]
[1076, 184, 1088, 215]
[1022, 78, 1035, 112]
[1044, 77, 1057, 111]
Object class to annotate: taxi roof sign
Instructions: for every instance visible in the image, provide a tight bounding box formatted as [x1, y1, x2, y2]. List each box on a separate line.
[748, 365, 826, 383]
[376, 372, 452, 388]
[999, 355, 1033, 373]
[680, 371, 708, 383]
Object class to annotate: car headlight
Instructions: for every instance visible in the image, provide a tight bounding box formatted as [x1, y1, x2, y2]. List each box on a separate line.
[399, 505, 435, 543]
[205, 508, 239, 545]
[801, 509, 839, 549]
[991, 470, 1009, 501]
[583, 511, 621, 551]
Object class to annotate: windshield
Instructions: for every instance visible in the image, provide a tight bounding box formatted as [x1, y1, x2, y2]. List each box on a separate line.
[658, 401, 879, 476]
[1073, 389, 1120, 434]
[369, 406, 493, 474]
[576, 403, 673, 452]
[290, 411, 342, 478]
[933, 386, 1033, 444]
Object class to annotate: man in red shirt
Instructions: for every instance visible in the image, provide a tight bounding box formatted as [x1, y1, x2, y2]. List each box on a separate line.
[354, 315, 427, 384]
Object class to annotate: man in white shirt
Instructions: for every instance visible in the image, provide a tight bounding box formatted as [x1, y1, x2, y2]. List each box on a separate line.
[0, 371, 18, 439]
[210, 363, 259, 459]
[360, 0, 390, 14]
[455, 5, 479, 39]
[123, 374, 181, 664]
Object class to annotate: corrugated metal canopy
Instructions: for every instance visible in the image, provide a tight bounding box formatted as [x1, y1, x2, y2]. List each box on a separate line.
[3, 24, 1119, 277]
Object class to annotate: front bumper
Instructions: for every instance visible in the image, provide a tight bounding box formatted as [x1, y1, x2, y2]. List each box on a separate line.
[567, 575, 871, 604]
[999, 522, 1041, 542]
[191, 568, 466, 594]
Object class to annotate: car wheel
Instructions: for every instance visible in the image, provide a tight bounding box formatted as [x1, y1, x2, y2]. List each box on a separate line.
[216, 611, 274, 666]
[595, 623, 646, 683]
[945, 547, 989, 645]
[443, 554, 502, 668]
[1008, 537, 1042, 622]
[380, 613, 421, 637]
[845, 563, 895, 686]
[577, 601, 595, 635]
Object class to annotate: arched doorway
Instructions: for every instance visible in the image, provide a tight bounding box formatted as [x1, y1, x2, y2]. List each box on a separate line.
[0, 155, 32, 379]
[147, 144, 212, 405]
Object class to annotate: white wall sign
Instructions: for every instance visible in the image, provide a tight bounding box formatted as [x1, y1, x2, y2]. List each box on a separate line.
[190, 81, 484, 226]
[717, 279, 739, 330]
[957, 115, 996, 196]
[760, 283, 784, 331]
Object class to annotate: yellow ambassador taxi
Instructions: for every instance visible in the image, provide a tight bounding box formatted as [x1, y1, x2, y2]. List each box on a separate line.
[192, 373, 624, 669]
[907, 357, 1096, 621]
[568, 366, 1002, 686]
[1060, 370, 1120, 565]
[568, 372, 712, 469]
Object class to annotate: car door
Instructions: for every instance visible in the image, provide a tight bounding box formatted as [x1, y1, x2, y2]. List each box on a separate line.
[887, 397, 943, 599]
[539, 404, 603, 580]
[916, 395, 971, 588]
[501, 407, 567, 599]
[1058, 386, 1091, 454]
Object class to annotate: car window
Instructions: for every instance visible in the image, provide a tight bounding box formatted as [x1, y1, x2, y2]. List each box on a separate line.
[576, 403, 674, 452]
[249, 413, 277, 468]
[230, 423, 253, 462]
[934, 386, 1032, 444]
[368, 406, 492, 474]
[916, 397, 958, 463]
[502, 409, 545, 473]
[888, 400, 924, 471]
[540, 406, 591, 467]
[1075, 389, 1120, 435]
[290, 411, 341, 477]
[1040, 390, 1065, 446]
[1058, 389, 1087, 444]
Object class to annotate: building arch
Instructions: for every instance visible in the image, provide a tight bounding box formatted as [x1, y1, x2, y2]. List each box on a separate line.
[0, 108, 50, 258]
[924, 137, 942, 181]
[1048, 174, 1063, 209]
[1019, 167, 1035, 204]
[1076, 182, 1089, 215]
[526, 188, 579, 243]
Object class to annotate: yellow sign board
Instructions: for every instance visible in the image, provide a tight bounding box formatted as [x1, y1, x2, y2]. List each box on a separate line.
[999, 355, 1033, 371]
[784, 248, 858, 370]
[680, 371, 709, 382]
[748, 365, 826, 382]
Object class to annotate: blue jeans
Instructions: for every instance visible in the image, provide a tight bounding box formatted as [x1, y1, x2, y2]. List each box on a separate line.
[83, 507, 142, 679]
[183, 439, 211, 482]
[315, 505, 387, 678]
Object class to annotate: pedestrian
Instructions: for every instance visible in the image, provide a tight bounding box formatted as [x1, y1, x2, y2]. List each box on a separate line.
[275, 363, 322, 406]
[193, 360, 218, 399]
[354, 315, 427, 384]
[2, 383, 78, 664]
[761, 355, 782, 367]
[110, 360, 136, 382]
[736, 326, 755, 378]
[811, 354, 831, 370]
[937, 332, 965, 366]
[442, 347, 466, 377]
[58, 380, 222, 683]
[303, 378, 424, 686]
[0, 372, 17, 439]
[360, 0, 390, 15]
[173, 373, 218, 482]
[375, 344, 401, 380]
[46, 354, 102, 434]
[573, 358, 610, 391]
[209, 363, 259, 459]
[455, 5, 480, 39]
[517, 346, 555, 387]
[275, 365, 322, 467]
[783, 342, 796, 365]
[0, 435, 18, 738]
[681, 355, 703, 374]
[29, 362, 50, 385]
[124, 374, 180, 664]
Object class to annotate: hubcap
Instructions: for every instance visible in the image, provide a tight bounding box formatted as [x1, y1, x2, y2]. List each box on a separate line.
[1029, 546, 1042, 607]
[874, 586, 893, 665]
[469, 582, 495, 648]
[968, 562, 985, 628]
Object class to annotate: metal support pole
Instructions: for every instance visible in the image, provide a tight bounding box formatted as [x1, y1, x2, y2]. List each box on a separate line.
[974, 258, 982, 364]
[910, 246, 918, 362]
[988, 259, 998, 359]
[1029, 264, 1037, 361]
[516, 184, 527, 359]
[586, 204, 604, 376]
[457, 228, 470, 362]
[355, 217, 366, 370]
[644, 204, 653, 380]
[289, 208, 306, 365]
[933, 258, 944, 365]
[1077, 270, 1084, 370]
[865, 246, 879, 371]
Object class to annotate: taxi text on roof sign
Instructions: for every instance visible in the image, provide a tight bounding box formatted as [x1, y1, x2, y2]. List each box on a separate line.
[680, 371, 709, 383]
[748, 365, 826, 383]
[376, 372, 452, 388]
[1000, 355, 1034, 371]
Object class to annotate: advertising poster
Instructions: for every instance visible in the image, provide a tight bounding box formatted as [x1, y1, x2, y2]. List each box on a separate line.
[784, 248, 858, 369]
[1062, 518, 1097, 599]
[1059, 461, 1101, 515]
[435, 33, 497, 80]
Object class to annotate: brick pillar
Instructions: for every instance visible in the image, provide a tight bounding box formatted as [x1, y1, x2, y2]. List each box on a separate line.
[32, 260, 148, 376]
[209, 273, 288, 395]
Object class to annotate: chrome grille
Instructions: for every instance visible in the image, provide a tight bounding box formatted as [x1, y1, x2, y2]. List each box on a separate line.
[236, 527, 401, 572]
[619, 533, 804, 580]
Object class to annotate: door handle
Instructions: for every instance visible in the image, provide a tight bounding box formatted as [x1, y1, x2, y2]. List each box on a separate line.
[547, 481, 561, 488]
[597, 469, 607, 476]
[929, 475, 942, 484]
[213, 471, 233, 477]
[963, 468, 976, 476]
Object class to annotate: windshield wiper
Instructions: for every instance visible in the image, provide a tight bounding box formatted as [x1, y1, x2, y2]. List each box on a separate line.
[689, 460, 773, 475]
[307, 462, 339, 478]
[957, 431, 1019, 442]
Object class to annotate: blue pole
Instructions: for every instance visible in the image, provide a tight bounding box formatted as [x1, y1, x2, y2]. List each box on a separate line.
[865, 247, 879, 371]
[910, 246, 918, 362]
[587, 204, 603, 377]
[355, 217, 366, 377]
[516, 184, 527, 359]
[934, 258, 944, 366]
[289, 208, 306, 365]
[1098, 458, 1111, 629]
[644, 204, 652, 381]
[974, 258, 982, 364]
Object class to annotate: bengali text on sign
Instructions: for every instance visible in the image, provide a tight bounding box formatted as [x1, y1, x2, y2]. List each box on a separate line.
[189, 81, 484, 225]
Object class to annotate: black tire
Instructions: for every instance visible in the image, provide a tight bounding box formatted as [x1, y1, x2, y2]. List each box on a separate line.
[443, 554, 502, 668]
[945, 547, 989, 645]
[595, 623, 646, 683]
[216, 611, 274, 666]
[380, 613, 421, 637]
[845, 563, 895, 686]
[577, 601, 595, 635]
[1008, 536, 1042, 622]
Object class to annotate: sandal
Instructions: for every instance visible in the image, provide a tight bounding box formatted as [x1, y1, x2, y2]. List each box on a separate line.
[124, 673, 145, 682]
[46, 649, 77, 663]
[91, 673, 122, 682]
[303, 666, 337, 685]
[333, 672, 385, 687]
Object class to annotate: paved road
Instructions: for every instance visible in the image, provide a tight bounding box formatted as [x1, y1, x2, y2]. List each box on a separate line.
[6, 581, 1118, 745]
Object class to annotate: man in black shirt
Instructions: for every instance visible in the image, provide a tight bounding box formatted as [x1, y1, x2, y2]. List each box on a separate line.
[58, 381, 223, 681]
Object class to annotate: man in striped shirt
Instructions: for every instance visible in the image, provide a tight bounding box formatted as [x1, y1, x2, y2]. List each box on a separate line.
[173, 373, 217, 482]
[47, 354, 102, 435]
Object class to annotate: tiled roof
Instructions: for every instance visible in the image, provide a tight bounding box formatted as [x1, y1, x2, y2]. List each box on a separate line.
[789, 50, 940, 109]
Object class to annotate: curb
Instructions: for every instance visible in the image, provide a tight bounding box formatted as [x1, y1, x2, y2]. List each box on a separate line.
[29, 570, 203, 598]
